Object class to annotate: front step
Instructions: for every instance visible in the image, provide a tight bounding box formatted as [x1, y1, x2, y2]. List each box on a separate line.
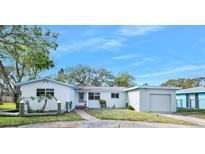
[75, 105, 86, 110]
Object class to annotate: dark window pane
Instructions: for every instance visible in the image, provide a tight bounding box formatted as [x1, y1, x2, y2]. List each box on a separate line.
[37, 89, 45, 96]
[111, 93, 119, 98]
[46, 92, 54, 97]
[116, 93, 119, 98]
[89, 92, 100, 100]
[95, 93, 100, 100]
[89, 93, 94, 100]
[46, 89, 54, 97]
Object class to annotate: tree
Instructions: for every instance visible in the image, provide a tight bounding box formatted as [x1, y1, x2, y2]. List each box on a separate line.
[160, 77, 205, 89]
[91, 68, 115, 86]
[58, 65, 115, 86]
[0, 25, 58, 108]
[63, 65, 93, 86]
[114, 72, 136, 88]
[55, 68, 66, 82]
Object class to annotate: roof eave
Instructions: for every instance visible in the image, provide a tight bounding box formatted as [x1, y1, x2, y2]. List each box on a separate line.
[15, 78, 75, 88]
[126, 86, 181, 91]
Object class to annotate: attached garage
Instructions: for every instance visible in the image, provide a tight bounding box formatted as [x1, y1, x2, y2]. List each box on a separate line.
[126, 86, 180, 113]
[150, 94, 171, 112]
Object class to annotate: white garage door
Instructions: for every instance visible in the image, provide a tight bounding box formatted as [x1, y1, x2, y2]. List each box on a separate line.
[150, 94, 171, 112]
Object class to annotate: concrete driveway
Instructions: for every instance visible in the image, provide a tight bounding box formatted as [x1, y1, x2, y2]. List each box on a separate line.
[159, 113, 205, 127]
[18, 110, 199, 128]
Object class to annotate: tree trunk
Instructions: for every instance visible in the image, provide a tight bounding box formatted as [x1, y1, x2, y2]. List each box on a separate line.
[13, 87, 21, 109]
[0, 88, 3, 102]
[41, 99, 47, 113]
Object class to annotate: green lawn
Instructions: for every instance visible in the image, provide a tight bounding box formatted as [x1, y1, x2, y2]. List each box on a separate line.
[0, 102, 16, 110]
[177, 108, 205, 119]
[0, 112, 83, 127]
[87, 109, 195, 125]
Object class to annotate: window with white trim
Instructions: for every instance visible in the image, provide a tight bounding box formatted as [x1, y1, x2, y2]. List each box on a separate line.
[36, 89, 54, 97]
[88, 92, 100, 100]
[111, 93, 119, 99]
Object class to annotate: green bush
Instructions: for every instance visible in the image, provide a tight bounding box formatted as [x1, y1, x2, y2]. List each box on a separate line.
[99, 99, 106, 108]
[177, 108, 205, 112]
[127, 105, 135, 110]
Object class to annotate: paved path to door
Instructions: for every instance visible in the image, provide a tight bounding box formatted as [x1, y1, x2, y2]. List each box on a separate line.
[75, 110, 99, 121]
[18, 110, 199, 128]
[159, 113, 205, 127]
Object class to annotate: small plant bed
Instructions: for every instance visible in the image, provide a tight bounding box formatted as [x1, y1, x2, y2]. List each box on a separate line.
[0, 102, 16, 111]
[177, 108, 205, 119]
[0, 112, 83, 127]
[87, 109, 195, 126]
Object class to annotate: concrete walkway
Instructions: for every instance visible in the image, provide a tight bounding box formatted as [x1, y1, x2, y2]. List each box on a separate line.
[18, 110, 199, 128]
[159, 113, 205, 127]
[76, 110, 99, 121]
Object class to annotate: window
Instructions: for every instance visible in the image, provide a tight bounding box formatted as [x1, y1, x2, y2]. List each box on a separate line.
[37, 89, 45, 96]
[46, 89, 54, 97]
[89, 92, 100, 100]
[88, 93, 94, 100]
[94, 93, 100, 100]
[111, 93, 119, 99]
[37, 89, 54, 97]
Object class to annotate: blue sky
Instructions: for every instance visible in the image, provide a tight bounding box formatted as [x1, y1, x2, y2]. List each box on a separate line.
[44, 25, 205, 85]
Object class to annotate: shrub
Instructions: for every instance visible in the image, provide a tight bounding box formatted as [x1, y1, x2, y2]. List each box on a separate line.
[127, 105, 135, 110]
[177, 108, 205, 112]
[99, 99, 106, 108]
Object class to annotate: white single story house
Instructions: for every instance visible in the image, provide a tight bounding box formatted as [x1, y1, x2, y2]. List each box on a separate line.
[15, 78, 180, 113]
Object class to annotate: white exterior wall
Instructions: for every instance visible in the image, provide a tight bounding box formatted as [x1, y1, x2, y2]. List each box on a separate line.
[86, 91, 127, 108]
[127, 89, 177, 113]
[127, 90, 140, 111]
[139, 89, 176, 112]
[20, 81, 77, 111]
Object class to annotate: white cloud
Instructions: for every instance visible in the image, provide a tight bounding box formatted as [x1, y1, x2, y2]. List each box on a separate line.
[112, 54, 138, 60]
[57, 37, 123, 53]
[133, 62, 143, 66]
[119, 25, 164, 36]
[121, 61, 144, 70]
[120, 56, 159, 70]
[100, 39, 123, 50]
[139, 65, 205, 78]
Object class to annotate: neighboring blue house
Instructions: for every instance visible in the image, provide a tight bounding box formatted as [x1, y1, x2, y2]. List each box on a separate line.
[176, 87, 205, 109]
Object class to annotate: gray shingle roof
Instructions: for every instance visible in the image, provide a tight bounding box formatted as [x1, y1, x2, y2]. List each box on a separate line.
[176, 86, 205, 94]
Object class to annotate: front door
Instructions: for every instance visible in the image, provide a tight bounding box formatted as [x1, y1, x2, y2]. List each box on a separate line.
[79, 93, 85, 103]
[189, 94, 196, 108]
